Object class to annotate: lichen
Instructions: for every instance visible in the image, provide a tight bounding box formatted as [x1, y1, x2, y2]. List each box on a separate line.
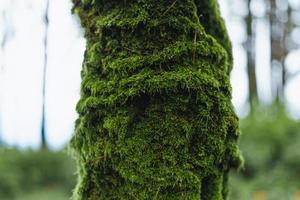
[70, 0, 243, 199]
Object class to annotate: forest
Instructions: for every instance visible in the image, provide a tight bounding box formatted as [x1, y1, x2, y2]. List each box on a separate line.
[0, 0, 300, 199]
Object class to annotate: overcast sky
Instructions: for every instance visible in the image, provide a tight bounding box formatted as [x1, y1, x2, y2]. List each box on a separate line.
[0, 0, 299, 149]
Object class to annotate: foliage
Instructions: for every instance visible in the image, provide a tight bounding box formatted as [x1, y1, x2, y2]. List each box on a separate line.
[71, 0, 242, 199]
[230, 105, 300, 199]
[0, 148, 76, 200]
[0, 107, 299, 200]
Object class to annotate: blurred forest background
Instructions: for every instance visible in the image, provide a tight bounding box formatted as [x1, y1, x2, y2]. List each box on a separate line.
[0, 0, 300, 199]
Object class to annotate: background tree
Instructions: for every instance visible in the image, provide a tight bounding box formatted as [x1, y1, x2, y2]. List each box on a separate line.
[230, 0, 299, 112]
[245, 0, 258, 110]
[70, 0, 242, 199]
[269, 0, 292, 102]
[41, 0, 49, 149]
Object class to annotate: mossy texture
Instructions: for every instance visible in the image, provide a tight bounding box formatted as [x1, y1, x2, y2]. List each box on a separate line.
[70, 0, 242, 199]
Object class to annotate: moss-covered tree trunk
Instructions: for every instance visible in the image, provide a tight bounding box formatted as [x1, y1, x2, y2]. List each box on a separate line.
[71, 0, 242, 199]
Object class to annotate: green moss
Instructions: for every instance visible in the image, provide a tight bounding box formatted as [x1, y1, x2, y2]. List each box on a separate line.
[195, 0, 233, 73]
[70, 0, 242, 199]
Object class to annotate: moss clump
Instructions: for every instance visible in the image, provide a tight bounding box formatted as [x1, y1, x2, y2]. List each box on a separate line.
[70, 0, 243, 199]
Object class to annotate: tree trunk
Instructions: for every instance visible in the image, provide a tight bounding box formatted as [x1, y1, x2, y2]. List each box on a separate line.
[269, 0, 291, 102]
[41, 0, 49, 149]
[70, 0, 242, 199]
[281, 5, 292, 100]
[245, 0, 258, 111]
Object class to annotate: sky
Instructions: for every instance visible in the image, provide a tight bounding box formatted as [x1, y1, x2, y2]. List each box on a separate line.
[0, 0, 85, 148]
[0, 0, 299, 149]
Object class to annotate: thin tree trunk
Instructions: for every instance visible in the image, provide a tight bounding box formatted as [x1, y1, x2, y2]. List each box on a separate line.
[281, 5, 292, 99]
[269, 0, 290, 102]
[41, 0, 49, 149]
[245, 0, 258, 111]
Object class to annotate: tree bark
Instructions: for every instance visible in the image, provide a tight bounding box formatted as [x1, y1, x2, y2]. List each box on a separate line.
[71, 0, 242, 199]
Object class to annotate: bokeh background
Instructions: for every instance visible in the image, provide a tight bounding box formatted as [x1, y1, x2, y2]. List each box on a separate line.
[0, 0, 300, 199]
